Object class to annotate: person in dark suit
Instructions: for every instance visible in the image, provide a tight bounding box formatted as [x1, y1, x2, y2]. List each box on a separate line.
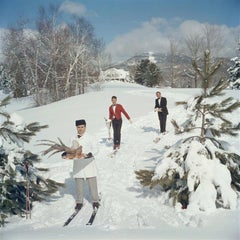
[108, 96, 132, 150]
[154, 91, 168, 134]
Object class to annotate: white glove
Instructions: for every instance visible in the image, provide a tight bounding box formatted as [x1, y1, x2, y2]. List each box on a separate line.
[107, 119, 112, 123]
[129, 119, 132, 124]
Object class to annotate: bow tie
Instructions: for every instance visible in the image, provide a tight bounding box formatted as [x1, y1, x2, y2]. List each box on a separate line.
[77, 135, 81, 138]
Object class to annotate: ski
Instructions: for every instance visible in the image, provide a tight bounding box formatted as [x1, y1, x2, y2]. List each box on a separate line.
[63, 208, 81, 227]
[109, 149, 118, 158]
[86, 207, 98, 225]
[153, 137, 160, 143]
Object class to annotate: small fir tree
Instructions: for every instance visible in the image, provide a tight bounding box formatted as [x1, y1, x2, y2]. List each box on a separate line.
[136, 50, 240, 212]
[0, 96, 64, 226]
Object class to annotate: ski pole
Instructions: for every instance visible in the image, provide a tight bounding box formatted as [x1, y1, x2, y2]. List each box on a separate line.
[25, 163, 31, 219]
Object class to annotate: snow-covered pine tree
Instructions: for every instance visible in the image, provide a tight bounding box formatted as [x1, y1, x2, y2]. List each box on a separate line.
[134, 59, 162, 87]
[227, 56, 240, 89]
[0, 64, 12, 94]
[0, 95, 64, 226]
[136, 50, 240, 212]
[227, 40, 240, 90]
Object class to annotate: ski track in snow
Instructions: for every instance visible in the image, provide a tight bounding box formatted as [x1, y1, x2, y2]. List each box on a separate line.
[94, 111, 200, 229]
[6, 109, 202, 232]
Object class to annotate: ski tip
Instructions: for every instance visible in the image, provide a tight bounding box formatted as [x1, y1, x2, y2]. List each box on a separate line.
[63, 221, 69, 227]
[153, 137, 160, 143]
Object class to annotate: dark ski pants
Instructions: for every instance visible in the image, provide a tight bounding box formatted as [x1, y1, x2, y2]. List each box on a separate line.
[75, 177, 99, 204]
[112, 118, 122, 145]
[158, 113, 167, 133]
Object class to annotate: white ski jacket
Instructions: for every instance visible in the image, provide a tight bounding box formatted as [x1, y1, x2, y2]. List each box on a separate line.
[70, 133, 98, 179]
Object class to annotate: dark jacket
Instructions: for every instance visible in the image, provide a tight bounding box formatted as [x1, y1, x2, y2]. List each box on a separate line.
[155, 97, 168, 115]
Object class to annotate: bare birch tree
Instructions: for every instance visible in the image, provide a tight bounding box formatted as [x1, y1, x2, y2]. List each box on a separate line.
[2, 4, 104, 105]
[3, 20, 29, 97]
[185, 34, 204, 87]
[202, 24, 223, 57]
[184, 23, 223, 88]
[168, 38, 178, 87]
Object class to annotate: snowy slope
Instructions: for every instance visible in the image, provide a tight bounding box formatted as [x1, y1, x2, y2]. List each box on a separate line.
[1, 81, 240, 240]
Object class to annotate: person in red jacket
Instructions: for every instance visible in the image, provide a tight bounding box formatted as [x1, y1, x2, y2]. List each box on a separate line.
[108, 96, 132, 150]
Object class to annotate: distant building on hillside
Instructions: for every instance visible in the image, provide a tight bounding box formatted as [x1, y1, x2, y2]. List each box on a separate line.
[148, 51, 157, 64]
[100, 68, 130, 82]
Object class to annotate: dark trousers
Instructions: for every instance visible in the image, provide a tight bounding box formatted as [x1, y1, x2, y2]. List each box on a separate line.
[112, 118, 122, 145]
[158, 113, 167, 133]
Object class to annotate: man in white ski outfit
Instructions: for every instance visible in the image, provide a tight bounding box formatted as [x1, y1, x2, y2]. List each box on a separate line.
[62, 119, 100, 210]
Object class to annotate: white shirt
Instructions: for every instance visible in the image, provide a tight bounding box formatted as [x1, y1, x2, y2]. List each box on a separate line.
[112, 105, 116, 113]
[70, 133, 98, 179]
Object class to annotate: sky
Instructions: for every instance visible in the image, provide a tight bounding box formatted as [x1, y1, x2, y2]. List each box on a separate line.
[0, 0, 240, 61]
[1, 81, 240, 240]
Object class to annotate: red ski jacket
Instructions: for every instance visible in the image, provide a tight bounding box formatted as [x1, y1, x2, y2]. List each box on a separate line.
[109, 104, 130, 120]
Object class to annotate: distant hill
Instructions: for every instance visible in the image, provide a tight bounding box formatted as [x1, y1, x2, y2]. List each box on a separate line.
[107, 52, 232, 88]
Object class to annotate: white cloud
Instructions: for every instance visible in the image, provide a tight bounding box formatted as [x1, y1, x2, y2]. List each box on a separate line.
[179, 21, 240, 58]
[179, 20, 205, 37]
[105, 18, 171, 61]
[59, 1, 86, 16]
[105, 18, 240, 62]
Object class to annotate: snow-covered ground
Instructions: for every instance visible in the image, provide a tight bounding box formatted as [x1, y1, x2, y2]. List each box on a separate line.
[1, 81, 240, 240]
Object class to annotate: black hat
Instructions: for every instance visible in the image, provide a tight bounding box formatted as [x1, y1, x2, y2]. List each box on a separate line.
[75, 119, 86, 126]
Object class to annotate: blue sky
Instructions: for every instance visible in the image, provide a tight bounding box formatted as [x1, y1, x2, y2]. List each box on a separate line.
[0, 0, 240, 61]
